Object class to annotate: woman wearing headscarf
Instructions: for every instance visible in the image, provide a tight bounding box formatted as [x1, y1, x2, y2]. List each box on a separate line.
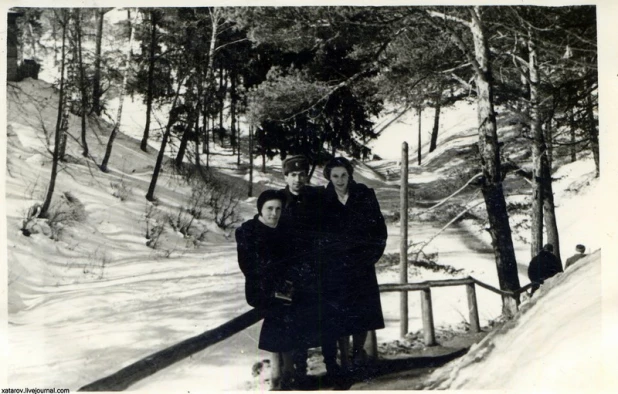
[235, 189, 305, 389]
[320, 157, 388, 372]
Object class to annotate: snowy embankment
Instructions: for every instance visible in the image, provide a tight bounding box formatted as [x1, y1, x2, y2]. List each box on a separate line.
[422, 250, 602, 390]
[5, 80, 265, 391]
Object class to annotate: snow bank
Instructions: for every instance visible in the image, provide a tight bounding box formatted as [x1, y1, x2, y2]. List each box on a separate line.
[424, 251, 603, 390]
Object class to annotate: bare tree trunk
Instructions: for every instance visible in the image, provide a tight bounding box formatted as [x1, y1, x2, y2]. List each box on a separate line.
[545, 115, 553, 171]
[202, 112, 209, 153]
[570, 108, 577, 162]
[585, 86, 600, 177]
[262, 152, 266, 172]
[211, 116, 216, 148]
[429, 101, 441, 153]
[248, 124, 254, 197]
[58, 116, 68, 161]
[91, 8, 109, 116]
[417, 106, 422, 165]
[40, 11, 69, 218]
[141, 10, 158, 152]
[194, 76, 204, 168]
[202, 7, 219, 163]
[100, 9, 135, 173]
[237, 128, 241, 165]
[73, 9, 89, 157]
[230, 70, 237, 155]
[469, 7, 520, 315]
[542, 161, 561, 265]
[218, 64, 224, 143]
[175, 117, 194, 168]
[528, 29, 544, 259]
[194, 114, 201, 168]
[146, 76, 186, 201]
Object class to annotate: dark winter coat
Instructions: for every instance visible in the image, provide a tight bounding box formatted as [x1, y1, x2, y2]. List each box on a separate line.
[564, 253, 586, 270]
[235, 216, 300, 352]
[527, 250, 563, 284]
[275, 185, 325, 349]
[321, 181, 387, 337]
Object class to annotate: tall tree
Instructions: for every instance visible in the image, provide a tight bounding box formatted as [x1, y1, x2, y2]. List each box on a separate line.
[70, 8, 89, 157]
[91, 8, 113, 116]
[499, 6, 597, 262]
[100, 9, 135, 172]
[429, 100, 441, 153]
[417, 106, 422, 165]
[146, 75, 186, 201]
[139, 9, 161, 152]
[40, 10, 70, 218]
[527, 25, 546, 258]
[240, 7, 385, 169]
[425, 6, 521, 314]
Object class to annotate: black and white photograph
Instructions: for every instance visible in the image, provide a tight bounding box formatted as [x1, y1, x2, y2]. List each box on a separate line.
[2, 0, 617, 392]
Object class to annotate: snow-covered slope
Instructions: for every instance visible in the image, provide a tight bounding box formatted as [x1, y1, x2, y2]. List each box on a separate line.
[423, 250, 603, 390]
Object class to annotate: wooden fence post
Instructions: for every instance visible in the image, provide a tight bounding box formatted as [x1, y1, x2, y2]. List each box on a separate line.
[420, 288, 436, 346]
[466, 282, 481, 333]
[400, 142, 409, 338]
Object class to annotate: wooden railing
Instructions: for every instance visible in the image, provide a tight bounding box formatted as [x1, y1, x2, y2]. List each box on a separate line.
[78, 309, 263, 391]
[377, 276, 534, 347]
[78, 276, 533, 391]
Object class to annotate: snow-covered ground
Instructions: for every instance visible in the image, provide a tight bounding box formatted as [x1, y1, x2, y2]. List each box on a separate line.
[3, 77, 604, 391]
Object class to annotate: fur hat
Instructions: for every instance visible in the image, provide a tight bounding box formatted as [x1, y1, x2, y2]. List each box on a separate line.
[282, 155, 309, 175]
[323, 157, 354, 180]
[257, 189, 285, 214]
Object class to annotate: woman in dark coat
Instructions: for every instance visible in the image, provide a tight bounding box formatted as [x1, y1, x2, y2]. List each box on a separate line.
[235, 189, 301, 388]
[321, 157, 388, 368]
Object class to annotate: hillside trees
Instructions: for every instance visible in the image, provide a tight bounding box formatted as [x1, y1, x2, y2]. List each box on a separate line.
[100, 9, 136, 173]
[131, 8, 170, 153]
[40, 9, 71, 218]
[240, 7, 386, 174]
[69, 8, 89, 157]
[485, 6, 597, 261]
[91, 8, 114, 116]
[144, 7, 240, 200]
[421, 6, 522, 313]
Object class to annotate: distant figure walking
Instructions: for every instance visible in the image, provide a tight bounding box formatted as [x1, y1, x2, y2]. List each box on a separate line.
[528, 243, 563, 296]
[565, 244, 586, 270]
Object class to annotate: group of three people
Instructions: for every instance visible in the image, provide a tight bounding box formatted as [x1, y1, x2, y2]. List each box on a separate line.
[235, 155, 387, 389]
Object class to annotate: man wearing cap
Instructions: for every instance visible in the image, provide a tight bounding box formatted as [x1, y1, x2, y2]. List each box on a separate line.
[565, 244, 586, 270]
[276, 155, 324, 387]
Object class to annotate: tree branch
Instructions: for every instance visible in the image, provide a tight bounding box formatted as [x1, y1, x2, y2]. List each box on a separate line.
[427, 9, 471, 28]
[423, 8, 484, 80]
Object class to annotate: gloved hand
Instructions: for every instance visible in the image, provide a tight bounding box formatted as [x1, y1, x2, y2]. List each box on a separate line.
[274, 280, 294, 305]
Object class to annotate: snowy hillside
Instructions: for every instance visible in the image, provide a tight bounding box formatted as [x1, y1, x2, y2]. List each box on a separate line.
[423, 250, 602, 390]
[4, 77, 603, 391]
